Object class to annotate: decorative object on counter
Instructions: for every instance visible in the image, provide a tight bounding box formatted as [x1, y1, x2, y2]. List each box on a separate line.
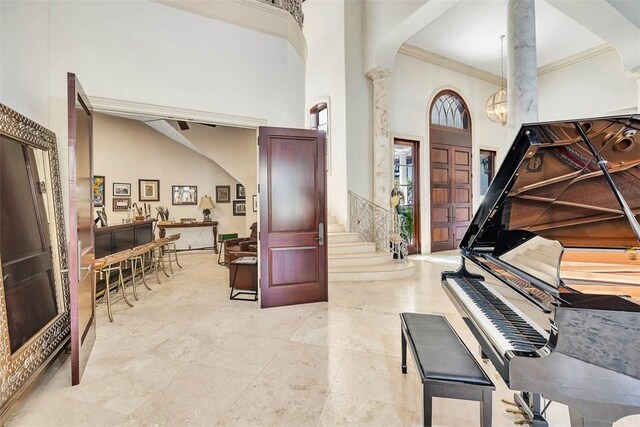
[233, 200, 246, 216]
[93, 175, 105, 207]
[252, 195, 258, 212]
[198, 195, 215, 222]
[96, 209, 108, 227]
[113, 182, 131, 197]
[131, 202, 145, 220]
[216, 185, 230, 203]
[113, 197, 131, 211]
[236, 183, 246, 200]
[172, 185, 197, 205]
[180, 218, 197, 224]
[156, 206, 169, 221]
[139, 179, 160, 201]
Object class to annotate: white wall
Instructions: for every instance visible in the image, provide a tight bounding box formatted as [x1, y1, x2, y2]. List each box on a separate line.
[345, 0, 373, 201]
[388, 53, 509, 253]
[538, 49, 637, 120]
[93, 113, 247, 236]
[1, 0, 306, 242]
[0, 1, 50, 126]
[303, 0, 348, 224]
[171, 123, 258, 233]
[47, 0, 305, 129]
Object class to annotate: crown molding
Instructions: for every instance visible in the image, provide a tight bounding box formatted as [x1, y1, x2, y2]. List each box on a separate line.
[399, 44, 503, 85]
[88, 96, 267, 129]
[400, 43, 616, 83]
[537, 44, 614, 76]
[150, 0, 307, 60]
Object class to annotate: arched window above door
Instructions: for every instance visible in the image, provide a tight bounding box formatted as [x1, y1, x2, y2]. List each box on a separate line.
[430, 91, 470, 132]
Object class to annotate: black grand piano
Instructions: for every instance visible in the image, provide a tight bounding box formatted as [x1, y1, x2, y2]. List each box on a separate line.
[442, 116, 640, 427]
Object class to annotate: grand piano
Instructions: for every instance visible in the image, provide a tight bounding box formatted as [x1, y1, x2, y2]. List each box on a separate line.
[442, 116, 640, 427]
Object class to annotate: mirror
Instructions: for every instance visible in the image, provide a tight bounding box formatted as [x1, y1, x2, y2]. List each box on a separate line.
[0, 104, 69, 420]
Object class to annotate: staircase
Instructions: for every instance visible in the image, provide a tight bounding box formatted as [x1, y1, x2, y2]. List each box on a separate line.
[327, 215, 415, 282]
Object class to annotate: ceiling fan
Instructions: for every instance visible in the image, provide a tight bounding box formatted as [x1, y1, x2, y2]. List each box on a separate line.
[177, 120, 217, 131]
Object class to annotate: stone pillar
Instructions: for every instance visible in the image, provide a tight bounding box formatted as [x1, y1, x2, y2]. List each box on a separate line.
[366, 66, 393, 208]
[507, 0, 538, 139]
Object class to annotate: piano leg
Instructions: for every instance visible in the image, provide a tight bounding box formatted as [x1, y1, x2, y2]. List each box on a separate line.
[568, 408, 613, 427]
[514, 392, 548, 427]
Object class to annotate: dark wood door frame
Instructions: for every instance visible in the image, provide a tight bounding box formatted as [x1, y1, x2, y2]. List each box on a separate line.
[394, 138, 420, 254]
[68, 73, 96, 385]
[258, 126, 327, 308]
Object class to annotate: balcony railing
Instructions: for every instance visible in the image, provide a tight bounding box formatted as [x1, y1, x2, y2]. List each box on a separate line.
[258, 0, 304, 28]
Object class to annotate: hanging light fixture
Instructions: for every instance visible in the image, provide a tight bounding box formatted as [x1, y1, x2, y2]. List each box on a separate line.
[485, 35, 507, 125]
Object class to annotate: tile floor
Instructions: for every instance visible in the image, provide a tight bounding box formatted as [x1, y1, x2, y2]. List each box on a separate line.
[6, 251, 640, 426]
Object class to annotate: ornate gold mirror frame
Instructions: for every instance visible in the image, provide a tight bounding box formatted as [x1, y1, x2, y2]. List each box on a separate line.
[0, 104, 70, 419]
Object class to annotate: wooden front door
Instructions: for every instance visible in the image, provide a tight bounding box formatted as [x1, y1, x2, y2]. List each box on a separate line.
[429, 90, 473, 252]
[68, 73, 96, 385]
[258, 127, 327, 308]
[430, 144, 473, 252]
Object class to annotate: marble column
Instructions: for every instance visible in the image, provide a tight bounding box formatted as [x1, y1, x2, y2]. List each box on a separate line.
[366, 66, 393, 208]
[507, 0, 538, 139]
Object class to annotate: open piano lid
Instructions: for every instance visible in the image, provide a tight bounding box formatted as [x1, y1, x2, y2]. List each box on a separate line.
[462, 115, 640, 254]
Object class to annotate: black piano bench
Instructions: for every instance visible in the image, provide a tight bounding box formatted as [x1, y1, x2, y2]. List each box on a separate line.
[400, 313, 495, 427]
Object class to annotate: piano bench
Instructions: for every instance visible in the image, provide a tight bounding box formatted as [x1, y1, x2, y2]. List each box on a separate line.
[400, 313, 495, 427]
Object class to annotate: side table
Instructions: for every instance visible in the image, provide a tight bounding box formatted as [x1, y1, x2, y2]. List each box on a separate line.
[229, 257, 258, 301]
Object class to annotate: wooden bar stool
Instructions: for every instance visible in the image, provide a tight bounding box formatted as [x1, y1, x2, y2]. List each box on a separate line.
[153, 237, 171, 278]
[164, 233, 182, 272]
[128, 242, 154, 301]
[94, 249, 134, 322]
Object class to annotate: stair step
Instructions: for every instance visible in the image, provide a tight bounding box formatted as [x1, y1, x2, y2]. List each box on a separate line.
[329, 262, 415, 282]
[327, 232, 360, 244]
[328, 223, 345, 233]
[328, 241, 376, 255]
[328, 251, 391, 267]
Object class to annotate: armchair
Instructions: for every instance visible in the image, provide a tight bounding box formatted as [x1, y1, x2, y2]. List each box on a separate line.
[223, 222, 257, 265]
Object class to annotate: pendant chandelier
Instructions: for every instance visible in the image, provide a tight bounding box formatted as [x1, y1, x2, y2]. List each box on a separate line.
[485, 35, 507, 125]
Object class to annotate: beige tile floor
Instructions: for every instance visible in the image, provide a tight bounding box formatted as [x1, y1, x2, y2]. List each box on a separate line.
[6, 251, 640, 426]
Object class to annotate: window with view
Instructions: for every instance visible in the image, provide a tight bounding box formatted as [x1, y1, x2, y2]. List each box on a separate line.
[480, 149, 496, 196]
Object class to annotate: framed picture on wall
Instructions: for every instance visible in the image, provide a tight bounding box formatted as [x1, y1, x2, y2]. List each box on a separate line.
[113, 197, 131, 211]
[139, 179, 160, 201]
[216, 185, 230, 203]
[93, 175, 105, 207]
[233, 200, 246, 216]
[172, 185, 198, 205]
[252, 195, 257, 212]
[113, 182, 131, 197]
[236, 183, 245, 200]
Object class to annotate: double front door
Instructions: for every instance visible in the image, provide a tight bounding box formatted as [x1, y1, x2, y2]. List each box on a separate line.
[430, 143, 472, 252]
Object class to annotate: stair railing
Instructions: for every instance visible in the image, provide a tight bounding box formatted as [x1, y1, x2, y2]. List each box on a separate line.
[348, 190, 408, 262]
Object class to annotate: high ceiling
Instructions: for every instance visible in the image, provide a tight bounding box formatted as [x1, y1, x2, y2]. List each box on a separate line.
[407, 0, 606, 76]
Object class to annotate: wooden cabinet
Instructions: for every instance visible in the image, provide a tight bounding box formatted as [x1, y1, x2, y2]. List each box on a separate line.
[94, 220, 155, 258]
[93, 220, 155, 294]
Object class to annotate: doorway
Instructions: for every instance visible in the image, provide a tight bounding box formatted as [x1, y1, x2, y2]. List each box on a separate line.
[429, 90, 473, 252]
[393, 139, 420, 254]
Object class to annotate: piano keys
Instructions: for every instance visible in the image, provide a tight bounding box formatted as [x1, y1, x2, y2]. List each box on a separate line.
[441, 115, 640, 427]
